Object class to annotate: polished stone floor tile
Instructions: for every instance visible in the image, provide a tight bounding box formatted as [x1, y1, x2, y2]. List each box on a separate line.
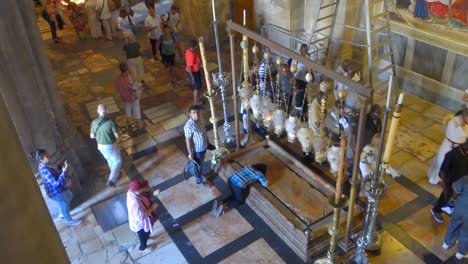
[422, 105, 451, 124]
[400, 108, 434, 132]
[404, 94, 432, 114]
[419, 122, 445, 145]
[398, 157, 430, 182]
[160, 113, 188, 130]
[368, 231, 424, 264]
[395, 125, 438, 162]
[219, 238, 285, 264]
[389, 149, 416, 170]
[397, 205, 456, 261]
[133, 144, 188, 186]
[136, 242, 187, 264]
[153, 129, 182, 144]
[145, 123, 166, 137]
[182, 209, 253, 257]
[159, 179, 220, 219]
[416, 178, 442, 197]
[379, 182, 417, 215]
[121, 133, 157, 156]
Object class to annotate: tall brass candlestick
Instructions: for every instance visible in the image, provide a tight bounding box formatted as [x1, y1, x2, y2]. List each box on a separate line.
[198, 37, 226, 164]
[382, 93, 404, 168]
[315, 91, 348, 264]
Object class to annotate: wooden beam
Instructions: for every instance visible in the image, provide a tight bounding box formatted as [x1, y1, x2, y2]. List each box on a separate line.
[226, 20, 372, 98]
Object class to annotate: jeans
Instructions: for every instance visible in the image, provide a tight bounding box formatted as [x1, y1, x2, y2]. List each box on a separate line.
[52, 190, 73, 222]
[98, 143, 122, 183]
[137, 229, 150, 249]
[445, 211, 468, 254]
[228, 180, 247, 208]
[193, 149, 206, 175]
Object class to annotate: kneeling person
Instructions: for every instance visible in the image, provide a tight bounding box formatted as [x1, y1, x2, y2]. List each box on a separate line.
[216, 164, 268, 215]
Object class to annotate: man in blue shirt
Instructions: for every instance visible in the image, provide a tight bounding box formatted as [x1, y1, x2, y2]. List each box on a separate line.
[213, 164, 268, 216]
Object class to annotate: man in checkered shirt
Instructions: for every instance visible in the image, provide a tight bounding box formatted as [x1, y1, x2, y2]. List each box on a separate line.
[184, 105, 208, 183]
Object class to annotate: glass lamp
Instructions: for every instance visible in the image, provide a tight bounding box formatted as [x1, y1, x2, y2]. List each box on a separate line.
[285, 115, 299, 142]
[250, 94, 262, 120]
[297, 125, 314, 155]
[262, 98, 275, 129]
[239, 81, 253, 110]
[273, 109, 286, 136]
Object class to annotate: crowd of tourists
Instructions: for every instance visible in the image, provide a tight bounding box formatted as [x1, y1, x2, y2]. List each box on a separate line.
[31, 0, 468, 258]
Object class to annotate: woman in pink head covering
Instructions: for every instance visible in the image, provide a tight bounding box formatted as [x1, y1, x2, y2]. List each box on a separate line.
[127, 179, 159, 251]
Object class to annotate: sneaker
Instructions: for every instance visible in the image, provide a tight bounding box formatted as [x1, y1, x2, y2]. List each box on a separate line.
[211, 200, 218, 216]
[106, 180, 116, 188]
[431, 209, 444, 223]
[442, 242, 451, 250]
[67, 219, 82, 226]
[455, 252, 467, 259]
[139, 244, 147, 251]
[195, 176, 203, 184]
[441, 206, 454, 215]
[215, 204, 224, 217]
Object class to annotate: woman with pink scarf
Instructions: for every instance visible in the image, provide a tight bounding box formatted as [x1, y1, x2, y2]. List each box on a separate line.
[127, 179, 159, 251]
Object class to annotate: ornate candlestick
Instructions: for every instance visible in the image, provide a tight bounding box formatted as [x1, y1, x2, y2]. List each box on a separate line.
[315, 90, 349, 264]
[198, 37, 228, 165]
[211, 0, 233, 146]
[227, 28, 240, 151]
[351, 93, 400, 263]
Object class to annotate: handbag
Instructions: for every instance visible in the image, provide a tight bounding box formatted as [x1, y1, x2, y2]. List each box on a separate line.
[128, 75, 143, 98]
[139, 195, 160, 224]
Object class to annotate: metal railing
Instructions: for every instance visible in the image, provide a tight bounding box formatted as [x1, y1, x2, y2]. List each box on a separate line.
[260, 24, 308, 53]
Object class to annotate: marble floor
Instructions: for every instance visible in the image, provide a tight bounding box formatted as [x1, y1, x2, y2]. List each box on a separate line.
[37, 6, 466, 264]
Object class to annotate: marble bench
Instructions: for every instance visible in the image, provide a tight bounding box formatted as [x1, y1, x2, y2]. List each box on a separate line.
[216, 139, 363, 262]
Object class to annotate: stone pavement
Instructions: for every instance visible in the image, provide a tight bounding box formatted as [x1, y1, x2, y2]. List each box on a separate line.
[38, 9, 465, 264]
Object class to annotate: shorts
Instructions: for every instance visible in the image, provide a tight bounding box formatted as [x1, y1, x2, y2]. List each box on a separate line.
[161, 53, 175, 66]
[186, 71, 202, 90]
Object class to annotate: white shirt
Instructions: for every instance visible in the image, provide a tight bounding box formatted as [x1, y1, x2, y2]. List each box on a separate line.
[144, 15, 162, 39]
[118, 16, 133, 33]
[162, 12, 180, 32]
[96, 0, 112, 19]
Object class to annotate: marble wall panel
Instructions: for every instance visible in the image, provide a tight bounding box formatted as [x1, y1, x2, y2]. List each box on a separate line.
[412, 40, 447, 82]
[449, 53, 468, 91]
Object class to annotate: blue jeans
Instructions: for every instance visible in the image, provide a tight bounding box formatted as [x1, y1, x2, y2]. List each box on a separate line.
[52, 190, 73, 222]
[445, 211, 468, 254]
[194, 150, 206, 175]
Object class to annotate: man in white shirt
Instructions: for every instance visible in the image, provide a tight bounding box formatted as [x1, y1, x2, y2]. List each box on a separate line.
[96, 0, 114, 40]
[162, 5, 182, 58]
[144, 6, 162, 61]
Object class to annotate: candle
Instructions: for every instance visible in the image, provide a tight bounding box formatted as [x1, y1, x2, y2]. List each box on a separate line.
[211, 0, 216, 22]
[397, 93, 404, 105]
[386, 75, 393, 108]
[243, 10, 246, 26]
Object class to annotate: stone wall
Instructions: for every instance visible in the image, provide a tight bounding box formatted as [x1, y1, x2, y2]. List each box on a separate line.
[0, 0, 92, 191]
[174, 0, 231, 48]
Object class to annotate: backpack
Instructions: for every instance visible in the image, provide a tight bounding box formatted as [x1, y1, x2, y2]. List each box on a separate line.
[159, 33, 176, 55]
[183, 160, 202, 181]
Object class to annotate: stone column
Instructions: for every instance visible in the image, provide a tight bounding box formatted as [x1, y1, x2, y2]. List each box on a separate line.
[0, 0, 91, 193]
[0, 79, 69, 262]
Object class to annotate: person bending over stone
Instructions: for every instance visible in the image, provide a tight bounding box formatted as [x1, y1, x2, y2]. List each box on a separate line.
[212, 164, 268, 216]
